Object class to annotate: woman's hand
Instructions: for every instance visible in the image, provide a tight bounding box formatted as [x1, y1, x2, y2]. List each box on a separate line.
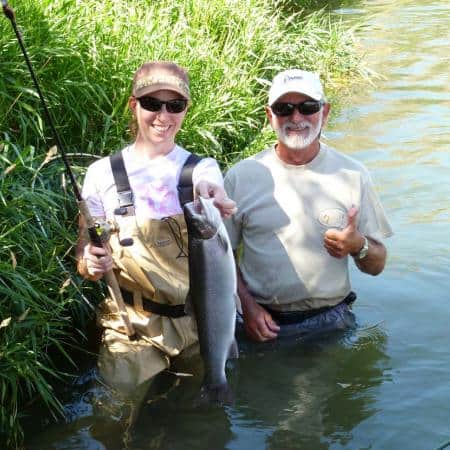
[79, 243, 113, 279]
[195, 181, 237, 219]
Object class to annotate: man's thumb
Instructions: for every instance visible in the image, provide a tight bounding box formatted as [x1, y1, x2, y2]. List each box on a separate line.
[346, 206, 359, 229]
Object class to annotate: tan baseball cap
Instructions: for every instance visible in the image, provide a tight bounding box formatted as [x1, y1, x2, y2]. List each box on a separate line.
[132, 61, 190, 100]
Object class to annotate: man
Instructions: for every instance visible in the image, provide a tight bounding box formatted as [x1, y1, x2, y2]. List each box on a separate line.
[224, 69, 393, 342]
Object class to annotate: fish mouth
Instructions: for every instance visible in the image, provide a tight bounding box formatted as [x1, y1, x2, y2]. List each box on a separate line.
[184, 198, 218, 239]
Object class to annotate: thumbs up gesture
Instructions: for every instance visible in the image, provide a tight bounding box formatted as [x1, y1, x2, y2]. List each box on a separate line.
[323, 207, 365, 259]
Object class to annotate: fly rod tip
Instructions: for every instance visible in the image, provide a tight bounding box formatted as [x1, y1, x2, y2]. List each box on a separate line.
[2, 1, 15, 22]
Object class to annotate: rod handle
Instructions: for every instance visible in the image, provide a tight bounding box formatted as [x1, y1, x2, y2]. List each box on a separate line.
[104, 271, 137, 339]
[78, 200, 136, 339]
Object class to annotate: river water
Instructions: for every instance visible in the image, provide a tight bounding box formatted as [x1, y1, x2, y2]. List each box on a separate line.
[25, 1, 449, 449]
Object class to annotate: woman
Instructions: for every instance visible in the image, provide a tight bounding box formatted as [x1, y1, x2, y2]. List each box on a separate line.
[76, 61, 236, 393]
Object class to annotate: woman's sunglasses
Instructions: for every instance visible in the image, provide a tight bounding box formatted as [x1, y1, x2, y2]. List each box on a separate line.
[271, 100, 324, 117]
[137, 96, 188, 114]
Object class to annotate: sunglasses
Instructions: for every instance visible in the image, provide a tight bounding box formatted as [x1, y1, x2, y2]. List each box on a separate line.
[137, 96, 188, 114]
[271, 100, 324, 117]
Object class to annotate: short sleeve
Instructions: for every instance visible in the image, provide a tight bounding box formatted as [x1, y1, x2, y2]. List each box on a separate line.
[223, 169, 242, 250]
[192, 157, 224, 188]
[358, 173, 393, 240]
[81, 164, 106, 218]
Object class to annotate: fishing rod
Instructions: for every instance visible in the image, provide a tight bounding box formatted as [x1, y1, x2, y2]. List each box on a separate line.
[2, 0, 136, 339]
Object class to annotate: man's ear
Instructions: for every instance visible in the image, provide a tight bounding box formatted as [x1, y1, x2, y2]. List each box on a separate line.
[321, 102, 331, 126]
[265, 105, 274, 125]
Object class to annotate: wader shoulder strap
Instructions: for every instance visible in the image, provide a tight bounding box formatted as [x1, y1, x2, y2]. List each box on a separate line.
[177, 153, 203, 207]
[109, 150, 202, 211]
[110, 151, 134, 215]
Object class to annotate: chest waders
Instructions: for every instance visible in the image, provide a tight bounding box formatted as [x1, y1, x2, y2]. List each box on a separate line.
[97, 151, 204, 392]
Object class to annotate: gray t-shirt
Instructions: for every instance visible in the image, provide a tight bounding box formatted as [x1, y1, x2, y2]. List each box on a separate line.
[224, 144, 393, 311]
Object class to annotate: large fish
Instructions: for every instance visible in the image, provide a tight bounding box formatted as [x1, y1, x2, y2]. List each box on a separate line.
[183, 196, 239, 405]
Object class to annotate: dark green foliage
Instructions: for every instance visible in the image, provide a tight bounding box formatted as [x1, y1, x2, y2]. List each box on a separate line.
[0, 135, 95, 448]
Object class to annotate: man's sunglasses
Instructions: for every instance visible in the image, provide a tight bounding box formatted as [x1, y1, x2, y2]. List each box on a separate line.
[271, 100, 324, 117]
[137, 96, 188, 114]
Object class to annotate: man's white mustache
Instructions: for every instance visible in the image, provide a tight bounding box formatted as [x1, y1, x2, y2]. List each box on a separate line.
[282, 121, 312, 132]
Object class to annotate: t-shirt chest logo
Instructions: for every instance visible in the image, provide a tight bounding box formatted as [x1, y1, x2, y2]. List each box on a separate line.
[318, 208, 347, 229]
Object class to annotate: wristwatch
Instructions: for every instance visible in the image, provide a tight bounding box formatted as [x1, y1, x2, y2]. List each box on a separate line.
[354, 236, 369, 260]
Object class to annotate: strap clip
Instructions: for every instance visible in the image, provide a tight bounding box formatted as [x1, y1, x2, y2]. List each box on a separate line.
[118, 190, 134, 207]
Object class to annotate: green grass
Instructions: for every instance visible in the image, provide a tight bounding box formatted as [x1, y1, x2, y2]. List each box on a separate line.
[0, 0, 368, 446]
[0, 136, 95, 447]
[1, 0, 369, 165]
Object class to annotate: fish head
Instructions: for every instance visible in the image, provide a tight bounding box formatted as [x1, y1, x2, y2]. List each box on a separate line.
[183, 197, 221, 239]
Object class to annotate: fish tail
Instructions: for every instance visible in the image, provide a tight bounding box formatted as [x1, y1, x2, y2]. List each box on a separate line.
[195, 382, 234, 407]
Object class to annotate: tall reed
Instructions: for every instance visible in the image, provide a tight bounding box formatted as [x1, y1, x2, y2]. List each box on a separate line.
[1, 0, 368, 163]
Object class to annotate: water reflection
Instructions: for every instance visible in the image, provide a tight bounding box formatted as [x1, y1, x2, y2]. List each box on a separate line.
[25, 327, 389, 450]
[130, 359, 235, 450]
[229, 328, 389, 450]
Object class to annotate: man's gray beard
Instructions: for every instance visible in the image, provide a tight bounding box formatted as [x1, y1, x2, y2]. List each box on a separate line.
[277, 115, 322, 151]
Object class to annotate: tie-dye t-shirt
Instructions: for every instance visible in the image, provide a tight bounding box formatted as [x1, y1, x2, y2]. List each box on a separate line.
[82, 144, 223, 219]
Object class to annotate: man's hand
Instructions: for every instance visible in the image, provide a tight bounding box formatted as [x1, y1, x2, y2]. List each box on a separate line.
[195, 181, 237, 219]
[323, 206, 365, 259]
[82, 243, 113, 277]
[234, 251, 280, 341]
[242, 299, 280, 342]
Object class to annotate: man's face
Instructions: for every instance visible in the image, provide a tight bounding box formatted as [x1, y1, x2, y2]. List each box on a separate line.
[267, 93, 329, 151]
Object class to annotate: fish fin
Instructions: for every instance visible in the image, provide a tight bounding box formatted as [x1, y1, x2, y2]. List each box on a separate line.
[228, 339, 239, 360]
[195, 382, 234, 407]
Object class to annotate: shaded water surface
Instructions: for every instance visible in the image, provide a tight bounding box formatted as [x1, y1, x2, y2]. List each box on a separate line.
[26, 1, 449, 449]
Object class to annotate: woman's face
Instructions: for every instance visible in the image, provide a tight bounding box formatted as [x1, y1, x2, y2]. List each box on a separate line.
[129, 89, 188, 149]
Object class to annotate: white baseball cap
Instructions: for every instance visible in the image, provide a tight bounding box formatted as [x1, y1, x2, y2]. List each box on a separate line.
[268, 69, 325, 105]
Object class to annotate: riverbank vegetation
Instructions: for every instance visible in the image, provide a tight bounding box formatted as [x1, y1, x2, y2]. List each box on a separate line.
[0, 0, 368, 446]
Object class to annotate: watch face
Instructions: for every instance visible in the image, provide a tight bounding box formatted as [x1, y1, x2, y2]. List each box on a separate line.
[358, 238, 369, 259]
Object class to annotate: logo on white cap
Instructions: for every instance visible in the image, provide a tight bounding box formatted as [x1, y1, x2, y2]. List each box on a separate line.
[268, 69, 324, 105]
